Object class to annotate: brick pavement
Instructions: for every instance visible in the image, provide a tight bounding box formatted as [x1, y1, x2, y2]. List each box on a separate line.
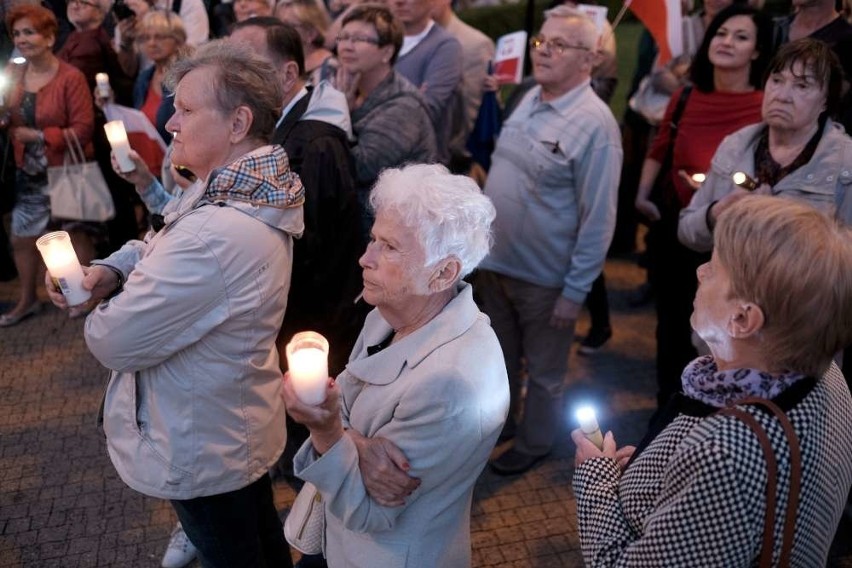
[1, 257, 850, 567]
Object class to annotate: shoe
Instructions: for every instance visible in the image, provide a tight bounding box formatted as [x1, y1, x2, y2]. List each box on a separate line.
[489, 448, 548, 476]
[578, 327, 612, 355]
[0, 302, 42, 328]
[161, 524, 197, 568]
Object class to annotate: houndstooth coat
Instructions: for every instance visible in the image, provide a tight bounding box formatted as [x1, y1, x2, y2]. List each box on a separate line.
[573, 363, 852, 567]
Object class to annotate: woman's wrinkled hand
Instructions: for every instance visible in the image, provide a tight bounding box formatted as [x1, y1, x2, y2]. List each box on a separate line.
[45, 265, 120, 312]
[281, 373, 344, 454]
[335, 66, 361, 110]
[349, 429, 421, 507]
[571, 428, 619, 468]
[111, 149, 155, 189]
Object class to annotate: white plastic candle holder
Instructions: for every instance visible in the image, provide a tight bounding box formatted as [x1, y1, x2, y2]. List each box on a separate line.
[286, 331, 330, 405]
[104, 120, 135, 172]
[36, 231, 91, 307]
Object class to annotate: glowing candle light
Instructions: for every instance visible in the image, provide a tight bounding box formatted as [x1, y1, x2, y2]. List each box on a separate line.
[104, 120, 135, 172]
[286, 332, 329, 405]
[95, 73, 111, 99]
[691, 172, 706, 184]
[36, 231, 91, 306]
[0, 73, 8, 107]
[732, 171, 758, 191]
[576, 406, 604, 450]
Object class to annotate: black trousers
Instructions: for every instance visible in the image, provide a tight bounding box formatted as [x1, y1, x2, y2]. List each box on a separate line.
[171, 474, 293, 568]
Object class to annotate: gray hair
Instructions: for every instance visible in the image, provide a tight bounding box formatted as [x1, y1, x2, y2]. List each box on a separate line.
[543, 5, 599, 50]
[165, 40, 283, 143]
[369, 164, 496, 279]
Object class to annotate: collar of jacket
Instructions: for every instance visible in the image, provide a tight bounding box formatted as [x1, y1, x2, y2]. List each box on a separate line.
[345, 283, 479, 385]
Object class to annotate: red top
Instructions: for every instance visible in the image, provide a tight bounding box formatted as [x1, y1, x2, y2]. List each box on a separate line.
[7, 60, 95, 167]
[649, 87, 764, 207]
[140, 85, 162, 130]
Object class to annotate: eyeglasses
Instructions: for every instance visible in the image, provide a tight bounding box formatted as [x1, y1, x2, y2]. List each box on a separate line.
[336, 33, 380, 46]
[69, 0, 100, 8]
[529, 35, 590, 55]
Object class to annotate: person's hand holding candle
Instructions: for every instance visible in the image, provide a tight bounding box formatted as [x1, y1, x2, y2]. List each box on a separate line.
[104, 120, 136, 172]
[45, 265, 120, 311]
[281, 372, 343, 455]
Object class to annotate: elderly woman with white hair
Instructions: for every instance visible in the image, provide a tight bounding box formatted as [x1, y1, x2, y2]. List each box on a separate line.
[283, 163, 510, 567]
[572, 195, 852, 565]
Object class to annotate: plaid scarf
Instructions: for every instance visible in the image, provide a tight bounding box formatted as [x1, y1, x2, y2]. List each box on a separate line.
[205, 145, 304, 209]
[682, 355, 806, 408]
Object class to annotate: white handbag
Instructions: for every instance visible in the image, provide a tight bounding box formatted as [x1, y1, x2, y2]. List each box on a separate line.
[47, 130, 115, 222]
[283, 482, 325, 555]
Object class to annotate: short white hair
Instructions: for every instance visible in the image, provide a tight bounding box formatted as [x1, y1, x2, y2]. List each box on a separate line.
[543, 5, 599, 49]
[369, 164, 496, 279]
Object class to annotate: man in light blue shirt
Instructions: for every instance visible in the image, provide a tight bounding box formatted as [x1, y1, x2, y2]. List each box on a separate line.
[477, 6, 622, 476]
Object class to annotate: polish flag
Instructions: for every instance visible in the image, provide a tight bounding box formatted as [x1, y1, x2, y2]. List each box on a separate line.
[626, 0, 683, 65]
[103, 103, 167, 175]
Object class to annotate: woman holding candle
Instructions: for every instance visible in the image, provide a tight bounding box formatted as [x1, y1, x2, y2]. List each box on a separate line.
[47, 41, 303, 567]
[572, 195, 852, 565]
[0, 5, 95, 327]
[632, 4, 772, 413]
[678, 39, 852, 251]
[281, 163, 509, 567]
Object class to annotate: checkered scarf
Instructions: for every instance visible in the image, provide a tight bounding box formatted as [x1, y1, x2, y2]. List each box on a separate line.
[682, 355, 806, 408]
[205, 145, 304, 209]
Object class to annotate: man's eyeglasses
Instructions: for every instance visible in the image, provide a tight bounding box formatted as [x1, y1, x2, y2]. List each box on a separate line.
[69, 0, 100, 8]
[529, 35, 591, 55]
[336, 33, 380, 45]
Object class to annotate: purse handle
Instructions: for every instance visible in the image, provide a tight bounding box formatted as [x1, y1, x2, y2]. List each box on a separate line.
[61, 129, 87, 166]
[716, 398, 802, 567]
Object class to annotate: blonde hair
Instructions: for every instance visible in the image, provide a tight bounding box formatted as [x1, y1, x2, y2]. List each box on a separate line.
[276, 0, 330, 47]
[136, 9, 187, 45]
[714, 196, 852, 376]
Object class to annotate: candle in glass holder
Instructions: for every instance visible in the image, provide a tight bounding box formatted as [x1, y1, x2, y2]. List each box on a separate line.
[576, 406, 604, 450]
[95, 73, 111, 99]
[36, 231, 91, 306]
[104, 120, 135, 172]
[286, 331, 329, 405]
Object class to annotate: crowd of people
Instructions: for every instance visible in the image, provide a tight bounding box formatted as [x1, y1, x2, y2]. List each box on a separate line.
[1, 0, 851, 565]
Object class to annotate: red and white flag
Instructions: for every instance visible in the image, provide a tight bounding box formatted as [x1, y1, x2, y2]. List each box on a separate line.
[103, 103, 167, 175]
[626, 0, 683, 65]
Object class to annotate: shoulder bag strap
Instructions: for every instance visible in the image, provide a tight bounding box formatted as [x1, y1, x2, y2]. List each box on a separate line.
[61, 129, 86, 166]
[716, 406, 779, 568]
[738, 397, 802, 567]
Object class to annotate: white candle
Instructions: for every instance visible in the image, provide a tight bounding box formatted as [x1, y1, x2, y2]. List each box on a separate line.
[36, 231, 91, 307]
[286, 332, 329, 405]
[576, 406, 604, 450]
[104, 120, 135, 172]
[0, 73, 8, 107]
[95, 73, 111, 98]
[691, 172, 706, 184]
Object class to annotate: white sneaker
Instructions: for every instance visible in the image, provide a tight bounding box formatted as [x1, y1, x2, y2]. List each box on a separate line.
[161, 523, 198, 568]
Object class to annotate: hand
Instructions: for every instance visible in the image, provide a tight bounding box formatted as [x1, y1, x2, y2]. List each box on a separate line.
[550, 296, 580, 329]
[44, 264, 120, 311]
[349, 429, 421, 507]
[335, 66, 361, 110]
[93, 85, 114, 110]
[111, 149, 155, 188]
[169, 162, 194, 190]
[677, 169, 702, 191]
[615, 445, 636, 471]
[635, 195, 661, 222]
[117, 17, 138, 44]
[11, 127, 42, 144]
[571, 428, 618, 467]
[482, 74, 499, 93]
[281, 373, 344, 454]
[708, 189, 749, 229]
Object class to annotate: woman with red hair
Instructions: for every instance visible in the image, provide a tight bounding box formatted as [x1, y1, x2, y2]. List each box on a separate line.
[0, 5, 94, 326]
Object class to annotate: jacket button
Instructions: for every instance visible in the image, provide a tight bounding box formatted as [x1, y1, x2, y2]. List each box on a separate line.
[806, 174, 814, 180]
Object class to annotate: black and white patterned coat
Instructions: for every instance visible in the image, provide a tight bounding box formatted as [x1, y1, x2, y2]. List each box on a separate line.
[573, 364, 852, 567]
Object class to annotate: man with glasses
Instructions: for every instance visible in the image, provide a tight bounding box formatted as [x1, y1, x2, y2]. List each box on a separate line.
[476, 6, 622, 476]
